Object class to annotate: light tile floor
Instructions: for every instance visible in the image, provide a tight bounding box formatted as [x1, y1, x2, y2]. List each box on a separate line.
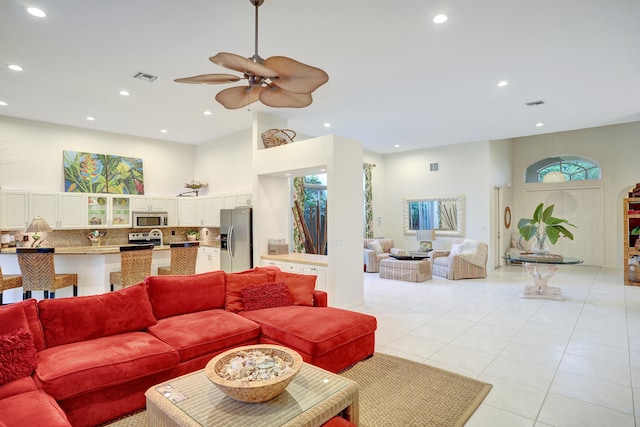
[352, 264, 640, 426]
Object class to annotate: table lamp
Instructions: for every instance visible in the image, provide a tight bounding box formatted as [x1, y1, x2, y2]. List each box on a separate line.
[26, 216, 52, 247]
[416, 229, 436, 252]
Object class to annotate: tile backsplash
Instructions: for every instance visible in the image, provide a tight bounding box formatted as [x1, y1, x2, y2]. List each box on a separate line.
[2, 227, 219, 248]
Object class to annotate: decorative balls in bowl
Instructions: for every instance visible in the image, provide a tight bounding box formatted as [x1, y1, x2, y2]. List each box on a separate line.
[205, 345, 303, 403]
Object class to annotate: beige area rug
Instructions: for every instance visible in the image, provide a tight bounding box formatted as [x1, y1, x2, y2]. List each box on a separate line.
[105, 353, 491, 427]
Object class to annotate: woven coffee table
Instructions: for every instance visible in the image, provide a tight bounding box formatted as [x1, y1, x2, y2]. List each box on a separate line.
[145, 362, 359, 427]
[379, 257, 432, 282]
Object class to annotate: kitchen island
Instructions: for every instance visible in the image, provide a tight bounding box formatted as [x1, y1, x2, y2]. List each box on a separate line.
[0, 245, 171, 303]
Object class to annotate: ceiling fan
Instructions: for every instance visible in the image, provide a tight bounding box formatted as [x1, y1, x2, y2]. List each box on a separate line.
[175, 0, 329, 110]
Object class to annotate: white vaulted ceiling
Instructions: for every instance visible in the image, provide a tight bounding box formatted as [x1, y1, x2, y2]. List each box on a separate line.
[1, 0, 639, 154]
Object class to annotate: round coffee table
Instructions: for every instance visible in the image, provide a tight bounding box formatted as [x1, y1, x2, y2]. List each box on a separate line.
[504, 254, 583, 300]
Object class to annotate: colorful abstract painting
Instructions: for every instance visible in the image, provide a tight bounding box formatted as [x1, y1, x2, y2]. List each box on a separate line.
[63, 151, 144, 194]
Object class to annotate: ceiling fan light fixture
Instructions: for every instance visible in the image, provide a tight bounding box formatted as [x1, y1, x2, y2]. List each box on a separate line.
[175, 0, 327, 109]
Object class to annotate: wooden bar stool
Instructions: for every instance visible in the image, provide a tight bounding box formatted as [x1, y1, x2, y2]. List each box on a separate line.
[110, 244, 153, 291]
[16, 248, 78, 299]
[158, 242, 199, 275]
[0, 264, 23, 304]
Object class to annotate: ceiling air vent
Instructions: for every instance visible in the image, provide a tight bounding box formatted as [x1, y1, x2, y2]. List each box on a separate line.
[133, 72, 159, 83]
[525, 99, 546, 107]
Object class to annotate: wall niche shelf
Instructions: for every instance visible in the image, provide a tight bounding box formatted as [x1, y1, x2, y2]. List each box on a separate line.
[623, 197, 640, 286]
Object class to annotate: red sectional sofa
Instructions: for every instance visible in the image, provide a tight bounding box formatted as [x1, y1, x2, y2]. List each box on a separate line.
[0, 267, 376, 427]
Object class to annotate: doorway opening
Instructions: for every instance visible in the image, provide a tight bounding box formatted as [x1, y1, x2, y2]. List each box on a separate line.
[292, 174, 327, 255]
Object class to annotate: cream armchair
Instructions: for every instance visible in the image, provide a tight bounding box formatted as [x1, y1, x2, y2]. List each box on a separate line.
[432, 239, 488, 280]
[364, 238, 402, 273]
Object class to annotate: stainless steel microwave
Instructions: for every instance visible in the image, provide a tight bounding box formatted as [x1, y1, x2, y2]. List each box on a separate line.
[132, 211, 168, 228]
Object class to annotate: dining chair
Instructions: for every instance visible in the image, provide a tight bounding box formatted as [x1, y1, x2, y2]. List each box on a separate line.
[110, 244, 153, 291]
[16, 247, 78, 299]
[0, 264, 23, 304]
[158, 242, 199, 275]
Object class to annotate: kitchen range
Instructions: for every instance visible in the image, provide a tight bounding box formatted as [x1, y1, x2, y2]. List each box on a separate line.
[128, 230, 163, 246]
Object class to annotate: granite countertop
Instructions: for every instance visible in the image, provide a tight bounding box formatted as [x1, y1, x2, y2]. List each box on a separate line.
[261, 252, 328, 267]
[0, 245, 171, 255]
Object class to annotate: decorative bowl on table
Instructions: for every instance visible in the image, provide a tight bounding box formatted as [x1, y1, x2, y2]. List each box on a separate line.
[205, 344, 303, 403]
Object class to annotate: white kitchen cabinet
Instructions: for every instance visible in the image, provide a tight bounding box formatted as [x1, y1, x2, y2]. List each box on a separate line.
[131, 196, 167, 212]
[303, 265, 327, 291]
[261, 259, 285, 269]
[178, 198, 196, 226]
[30, 192, 86, 229]
[86, 195, 131, 228]
[29, 192, 58, 228]
[211, 197, 223, 227]
[58, 193, 86, 228]
[1, 191, 29, 230]
[196, 247, 220, 273]
[165, 198, 178, 226]
[180, 197, 216, 227]
[235, 193, 252, 207]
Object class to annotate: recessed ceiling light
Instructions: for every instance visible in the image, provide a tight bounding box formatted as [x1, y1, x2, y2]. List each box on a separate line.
[0, 101, 7, 106]
[119, 90, 130, 96]
[536, 122, 544, 127]
[433, 14, 448, 24]
[160, 129, 168, 133]
[86, 116, 95, 121]
[394, 144, 400, 148]
[285, 173, 291, 176]
[497, 80, 509, 87]
[203, 111, 212, 115]
[26, 7, 46, 18]
[7, 64, 23, 71]
[323, 122, 331, 128]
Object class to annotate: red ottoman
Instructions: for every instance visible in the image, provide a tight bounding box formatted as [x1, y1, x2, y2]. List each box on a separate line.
[241, 306, 376, 373]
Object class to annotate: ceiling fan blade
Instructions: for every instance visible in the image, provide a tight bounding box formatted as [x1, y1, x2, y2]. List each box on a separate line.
[264, 56, 329, 94]
[215, 86, 262, 109]
[174, 74, 242, 84]
[210, 52, 277, 77]
[259, 86, 312, 108]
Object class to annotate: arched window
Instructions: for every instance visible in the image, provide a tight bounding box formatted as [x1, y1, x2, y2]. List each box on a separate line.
[525, 156, 601, 183]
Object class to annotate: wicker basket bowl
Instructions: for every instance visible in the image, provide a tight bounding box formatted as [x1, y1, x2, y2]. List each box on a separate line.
[205, 345, 303, 403]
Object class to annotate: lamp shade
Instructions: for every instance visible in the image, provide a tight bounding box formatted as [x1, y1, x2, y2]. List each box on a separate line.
[26, 216, 52, 233]
[416, 229, 436, 241]
[542, 171, 566, 183]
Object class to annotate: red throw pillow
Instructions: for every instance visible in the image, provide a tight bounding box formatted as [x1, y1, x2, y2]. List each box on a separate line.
[0, 328, 38, 386]
[225, 273, 270, 313]
[274, 271, 316, 306]
[241, 282, 293, 312]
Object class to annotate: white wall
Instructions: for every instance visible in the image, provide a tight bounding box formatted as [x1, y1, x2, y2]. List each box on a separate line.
[194, 129, 253, 196]
[0, 116, 195, 195]
[381, 140, 493, 260]
[512, 121, 640, 267]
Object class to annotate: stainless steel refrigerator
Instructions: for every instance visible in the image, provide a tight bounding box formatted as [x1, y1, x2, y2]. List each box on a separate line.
[220, 207, 253, 272]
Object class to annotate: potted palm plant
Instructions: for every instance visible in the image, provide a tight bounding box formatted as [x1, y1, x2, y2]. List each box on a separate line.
[517, 203, 576, 254]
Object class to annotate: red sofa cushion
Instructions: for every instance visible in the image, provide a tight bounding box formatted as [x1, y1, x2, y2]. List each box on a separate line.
[0, 328, 38, 386]
[0, 390, 71, 427]
[147, 309, 261, 362]
[0, 299, 45, 351]
[0, 376, 38, 400]
[34, 332, 179, 400]
[273, 271, 316, 306]
[224, 273, 270, 313]
[38, 284, 157, 348]
[241, 282, 293, 311]
[240, 306, 377, 358]
[145, 270, 226, 319]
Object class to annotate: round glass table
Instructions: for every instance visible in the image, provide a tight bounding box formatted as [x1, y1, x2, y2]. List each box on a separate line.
[503, 254, 583, 300]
